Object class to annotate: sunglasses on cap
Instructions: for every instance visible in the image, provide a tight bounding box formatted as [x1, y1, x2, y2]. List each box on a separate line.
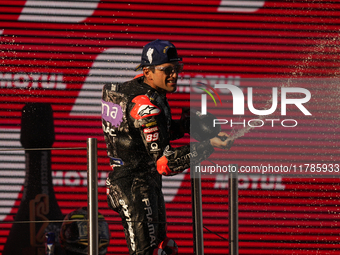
[154, 63, 184, 76]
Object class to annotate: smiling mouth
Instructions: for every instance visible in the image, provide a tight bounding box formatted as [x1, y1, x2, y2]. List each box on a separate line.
[167, 80, 177, 85]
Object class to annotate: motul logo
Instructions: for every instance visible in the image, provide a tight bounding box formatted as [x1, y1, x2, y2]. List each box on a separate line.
[143, 126, 159, 134]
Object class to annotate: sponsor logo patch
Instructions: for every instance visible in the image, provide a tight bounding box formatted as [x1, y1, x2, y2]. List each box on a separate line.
[101, 100, 123, 127]
[145, 121, 157, 127]
[143, 126, 159, 133]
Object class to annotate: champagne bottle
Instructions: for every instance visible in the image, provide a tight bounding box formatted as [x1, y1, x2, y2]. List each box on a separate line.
[3, 103, 64, 255]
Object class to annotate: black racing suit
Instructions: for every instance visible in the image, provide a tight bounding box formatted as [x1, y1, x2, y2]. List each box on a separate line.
[102, 77, 214, 255]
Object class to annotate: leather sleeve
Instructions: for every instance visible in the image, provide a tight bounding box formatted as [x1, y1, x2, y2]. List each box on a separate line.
[129, 94, 168, 163]
[156, 140, 214, 176]
[129, 94, 214, 176]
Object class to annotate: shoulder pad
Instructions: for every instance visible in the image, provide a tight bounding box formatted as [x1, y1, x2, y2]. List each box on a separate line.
[130, 95, 161, 119]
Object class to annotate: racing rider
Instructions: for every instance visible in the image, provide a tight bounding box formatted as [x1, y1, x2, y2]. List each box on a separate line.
[102, 39, 233, 255]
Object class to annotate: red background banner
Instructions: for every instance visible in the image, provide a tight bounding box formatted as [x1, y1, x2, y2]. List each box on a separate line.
[1, 1, 340, 254]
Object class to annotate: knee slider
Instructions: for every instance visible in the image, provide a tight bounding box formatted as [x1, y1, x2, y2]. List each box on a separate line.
[158, 237, 178, 255]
